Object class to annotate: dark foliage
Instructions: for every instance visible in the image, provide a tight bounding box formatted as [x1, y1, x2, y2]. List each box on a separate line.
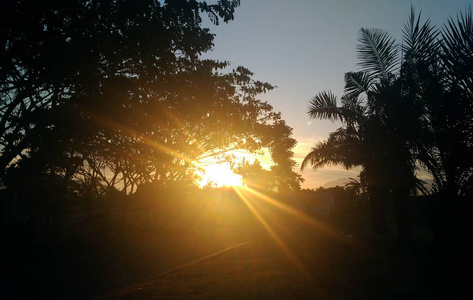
[0, 0, 301, 207]
[303, 8, 473, 293]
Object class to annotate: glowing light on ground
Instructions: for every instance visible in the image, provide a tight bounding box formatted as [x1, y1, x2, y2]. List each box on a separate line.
[233, 186, 314, 279]
[198, 163, 243, 187]
[241, 187, 342, 239]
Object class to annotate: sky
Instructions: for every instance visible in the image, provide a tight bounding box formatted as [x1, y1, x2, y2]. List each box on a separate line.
[202, 0, 472, 189]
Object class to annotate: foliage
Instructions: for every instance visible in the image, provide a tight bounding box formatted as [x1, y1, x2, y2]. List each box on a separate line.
[302, 7, 473, 243]
[235, 157, 302, 193]
[0, 0, 301, 196]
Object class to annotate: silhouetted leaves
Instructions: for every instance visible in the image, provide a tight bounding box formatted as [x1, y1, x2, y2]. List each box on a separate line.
[1, 0, 302, 200]
[356, 28, 399, 78]
[308, 91, 340, 121]
[304, 7, 473, 245]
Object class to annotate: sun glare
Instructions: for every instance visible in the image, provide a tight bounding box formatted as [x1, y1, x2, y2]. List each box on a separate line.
[198, 163, 243, 187]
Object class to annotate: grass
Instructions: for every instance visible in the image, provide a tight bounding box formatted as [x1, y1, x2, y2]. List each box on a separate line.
[3, 192, 438, 299]
[96, 194, 432, 299]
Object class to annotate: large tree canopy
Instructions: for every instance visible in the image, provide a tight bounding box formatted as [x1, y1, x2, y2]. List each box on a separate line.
[0, 0, 302, 195]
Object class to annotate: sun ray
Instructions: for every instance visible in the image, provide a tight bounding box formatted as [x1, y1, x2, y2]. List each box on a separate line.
[232, 186, 311, 278]
[240, 186, 345, 241]
[90, 111, 197, 165]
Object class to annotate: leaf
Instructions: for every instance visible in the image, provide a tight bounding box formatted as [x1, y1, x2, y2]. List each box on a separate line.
[344, 71, 373, 99]
[441, 7, 473, 90]
[357, 28, 399, 78]
[308, 90, 339, 120]
[402, 7, 440, 66]
[301, 127, 363, 171]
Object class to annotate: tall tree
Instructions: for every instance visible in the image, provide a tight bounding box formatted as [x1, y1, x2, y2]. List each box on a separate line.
[1, 0, 301, 197]
[303, 7, 472, 250]
[1, 0, 238, 171]
[301, 25, 418, 238]
[405, 9, 473, 286]
[301, 90, 395, 234]
[399, 8, 473, 294]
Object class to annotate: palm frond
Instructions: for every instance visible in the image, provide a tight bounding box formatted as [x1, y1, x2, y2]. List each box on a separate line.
[301, 128, 363, 171]
[441, 6, 473, 91]
[344, 71, 374, 99]
[308, 90, 340, 121]
[300, 141, 333, 171]
[402, 7, 441, 66]
[357, 28, 399, 78]
[442, 6, 473, 53]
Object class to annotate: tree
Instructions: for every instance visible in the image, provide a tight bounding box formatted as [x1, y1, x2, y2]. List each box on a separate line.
[1, 0, 221, 166]
[1, 0, 304, 245]
[301, 90, 396, 234]
[409, 8, 473, 198]
[399, 8, 473, 294]
[302, 10, 432, 242]
[236, 155, 303, 193]
[1, 0, 238, 185]
[1, 0, 301, 198]
[303, 6, 473, 252]
[237, 159, 273, 191]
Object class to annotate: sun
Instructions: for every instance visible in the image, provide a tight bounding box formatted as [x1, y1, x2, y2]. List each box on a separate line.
[198, 163, 243, 187]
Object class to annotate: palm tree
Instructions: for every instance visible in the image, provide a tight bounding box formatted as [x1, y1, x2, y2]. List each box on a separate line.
[304, 7, 473, 247]
[421, 9, 473, 199]
[405, 8, 473, 277]
[302, 89, 396, 234]
[302, 25, 416, 237]
[402, 8, 473, 293]
[304, 8, 473, 293]
[303, 8, 447, 243]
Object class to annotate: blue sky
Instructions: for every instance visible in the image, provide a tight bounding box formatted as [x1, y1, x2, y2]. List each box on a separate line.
[203, 0, 472, 189]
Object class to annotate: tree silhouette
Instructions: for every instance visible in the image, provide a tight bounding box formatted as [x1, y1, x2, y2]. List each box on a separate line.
[301, 90, 396, 234]
[1, 0, 301, 199]
[1, 0, 236, 170]
[237, 159, 274, 192]
[401, 8, 473, 292]
[303, 7, 473, 247]
[0, 0, 306, 248]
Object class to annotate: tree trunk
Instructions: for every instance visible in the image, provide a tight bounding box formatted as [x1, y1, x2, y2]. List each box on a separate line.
[369, 186, 389, 234]
[394, 186, 412, 246]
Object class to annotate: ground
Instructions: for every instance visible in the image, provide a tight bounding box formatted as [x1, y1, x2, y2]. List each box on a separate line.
[3, 193, 436, 299]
